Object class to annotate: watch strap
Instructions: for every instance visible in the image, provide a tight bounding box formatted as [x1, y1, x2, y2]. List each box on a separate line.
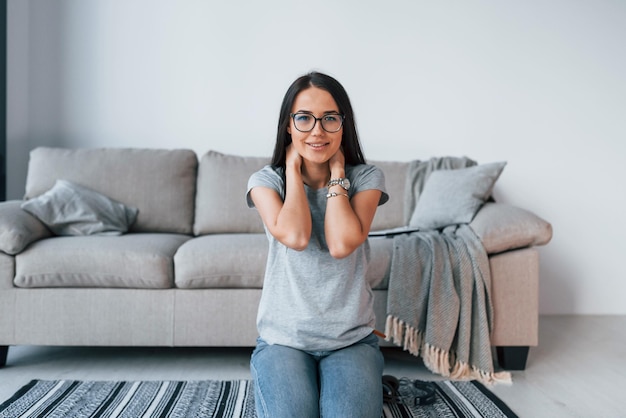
[328, 178, 349, 189]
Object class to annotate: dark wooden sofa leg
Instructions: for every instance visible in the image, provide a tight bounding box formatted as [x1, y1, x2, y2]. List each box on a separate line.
[496, 346, 529, 370]
[0, 346, 8, 368]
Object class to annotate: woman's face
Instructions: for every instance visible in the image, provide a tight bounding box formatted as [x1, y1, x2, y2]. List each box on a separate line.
[288, 87, 343, 165]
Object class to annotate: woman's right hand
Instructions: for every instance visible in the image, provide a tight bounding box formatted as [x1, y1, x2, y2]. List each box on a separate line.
[285, 144, 302, 172]
[250, 143, 311, 251]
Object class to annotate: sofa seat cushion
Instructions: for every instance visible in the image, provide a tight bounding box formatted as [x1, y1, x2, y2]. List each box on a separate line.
[14, 233, 191, 289]
[174, 234, 268, 289]
[174, 233, 394, 290]
[368, 237, 394, 290]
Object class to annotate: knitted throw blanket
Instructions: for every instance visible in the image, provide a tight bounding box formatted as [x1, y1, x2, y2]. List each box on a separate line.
[386, 158, 511, 384]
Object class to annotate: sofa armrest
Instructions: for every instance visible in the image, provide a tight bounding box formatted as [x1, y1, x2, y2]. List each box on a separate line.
[0, 200, 52, 255]
[470, 202, 553, 254]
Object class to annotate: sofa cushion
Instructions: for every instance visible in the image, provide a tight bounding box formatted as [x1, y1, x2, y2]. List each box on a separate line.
[367, 236, 394, 289]
[0, 251, 16, 289]
[409, 161, 506, 230]
[21, 180, 138, 236]
[0, 201, 52, 255]
[470, 202, 553, 254]
[194, 151, 270, 235]
[369, 160, 409, 231]
[174, 234, 268, 288]
[24, 147, 198, 234]
[174, 233, 394, 290]
[194, 154, 406, 234]
[14, 233, 191, 288]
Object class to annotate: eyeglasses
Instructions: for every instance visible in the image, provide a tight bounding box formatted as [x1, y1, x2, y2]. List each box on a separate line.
[290, 112, 345, 133]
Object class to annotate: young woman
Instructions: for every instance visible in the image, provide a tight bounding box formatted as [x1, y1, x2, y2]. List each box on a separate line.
[246, 71, 389, 417]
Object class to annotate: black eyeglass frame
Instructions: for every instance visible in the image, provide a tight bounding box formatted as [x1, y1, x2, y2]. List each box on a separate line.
[289, 112, 345, 133]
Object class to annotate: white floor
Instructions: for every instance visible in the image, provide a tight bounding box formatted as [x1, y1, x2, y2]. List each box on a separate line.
[1, 315, 624, 417]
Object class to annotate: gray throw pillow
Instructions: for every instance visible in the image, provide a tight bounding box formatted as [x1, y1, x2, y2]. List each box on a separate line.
[409, 161, 506, 230]
[21, 180, 138, 236]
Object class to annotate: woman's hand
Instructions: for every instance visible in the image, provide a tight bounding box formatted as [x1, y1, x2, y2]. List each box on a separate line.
[329, 146, 345, 176]
[285, 144, 302, 172]
[250, 143, 311, 251]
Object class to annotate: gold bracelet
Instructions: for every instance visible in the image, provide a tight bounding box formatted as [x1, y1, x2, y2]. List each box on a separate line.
[326, 192, 349, 199]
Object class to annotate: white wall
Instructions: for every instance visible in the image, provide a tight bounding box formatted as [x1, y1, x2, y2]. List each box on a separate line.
[7, 0, 626, 314]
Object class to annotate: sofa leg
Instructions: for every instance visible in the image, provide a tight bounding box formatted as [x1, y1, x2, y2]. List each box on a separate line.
[496, 346, 529, 370]
[0, 346, 8, 368]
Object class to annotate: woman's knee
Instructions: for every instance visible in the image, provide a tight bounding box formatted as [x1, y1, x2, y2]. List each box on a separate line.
[251, 342, 320, 418]
[317, 336, 384, 417]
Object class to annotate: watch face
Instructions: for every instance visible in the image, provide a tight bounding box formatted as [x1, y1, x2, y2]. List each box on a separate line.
[328, 178, 350, 190]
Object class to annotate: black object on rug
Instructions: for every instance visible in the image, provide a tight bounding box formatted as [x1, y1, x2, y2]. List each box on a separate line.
[0, 379, 518, 418]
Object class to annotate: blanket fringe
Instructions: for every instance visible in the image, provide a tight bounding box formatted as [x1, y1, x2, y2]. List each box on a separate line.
[385, 315, 512, 386]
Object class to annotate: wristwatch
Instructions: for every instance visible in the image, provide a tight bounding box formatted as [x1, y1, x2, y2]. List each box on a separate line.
[327, 178, 351, 190]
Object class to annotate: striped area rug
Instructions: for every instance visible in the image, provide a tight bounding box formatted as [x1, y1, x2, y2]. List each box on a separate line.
[0, 379, 517, 418]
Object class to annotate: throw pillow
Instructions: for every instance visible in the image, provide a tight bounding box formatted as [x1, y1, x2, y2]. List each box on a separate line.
[21, 180, 139, 236]
[409, 161, 507, 230]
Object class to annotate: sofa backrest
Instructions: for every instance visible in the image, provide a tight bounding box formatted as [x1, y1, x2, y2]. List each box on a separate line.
[24, 148, 409, 235]
[194, 150, 270, 235]
[24, 147, 198, 234]
[369, 160, 408, 231]
[193, 151, 408, 235]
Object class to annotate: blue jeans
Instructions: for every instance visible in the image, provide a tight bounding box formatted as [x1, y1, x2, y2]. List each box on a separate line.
[250, 333, 384, 418]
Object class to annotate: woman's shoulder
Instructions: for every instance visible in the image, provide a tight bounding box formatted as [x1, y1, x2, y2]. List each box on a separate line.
[248, 165, 285, 192]
[247, 165, 285, 207]
[346, 163, 388, 205]
[249, 165, 284, 183]
[346, 163, 384, 180]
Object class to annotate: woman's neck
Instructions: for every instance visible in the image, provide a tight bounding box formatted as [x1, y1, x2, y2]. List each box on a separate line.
[301, 161, 330, 190]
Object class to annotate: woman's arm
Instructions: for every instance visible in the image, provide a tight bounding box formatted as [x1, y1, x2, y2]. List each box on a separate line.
[249, 146, 312, 251]
[325, 188, 381, 259]
[324, 151, 382, 259]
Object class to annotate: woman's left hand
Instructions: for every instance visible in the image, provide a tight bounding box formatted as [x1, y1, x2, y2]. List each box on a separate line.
[329, 147, 345, 175]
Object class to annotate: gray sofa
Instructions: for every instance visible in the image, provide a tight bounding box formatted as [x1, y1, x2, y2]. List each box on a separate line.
[0, 147, 552, 369]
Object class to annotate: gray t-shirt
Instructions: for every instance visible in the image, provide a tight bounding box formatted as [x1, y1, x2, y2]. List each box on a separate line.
[246, 164, 388, 351]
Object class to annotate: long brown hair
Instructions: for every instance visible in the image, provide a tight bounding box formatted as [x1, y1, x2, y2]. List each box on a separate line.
[271, 72, 366, 169]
